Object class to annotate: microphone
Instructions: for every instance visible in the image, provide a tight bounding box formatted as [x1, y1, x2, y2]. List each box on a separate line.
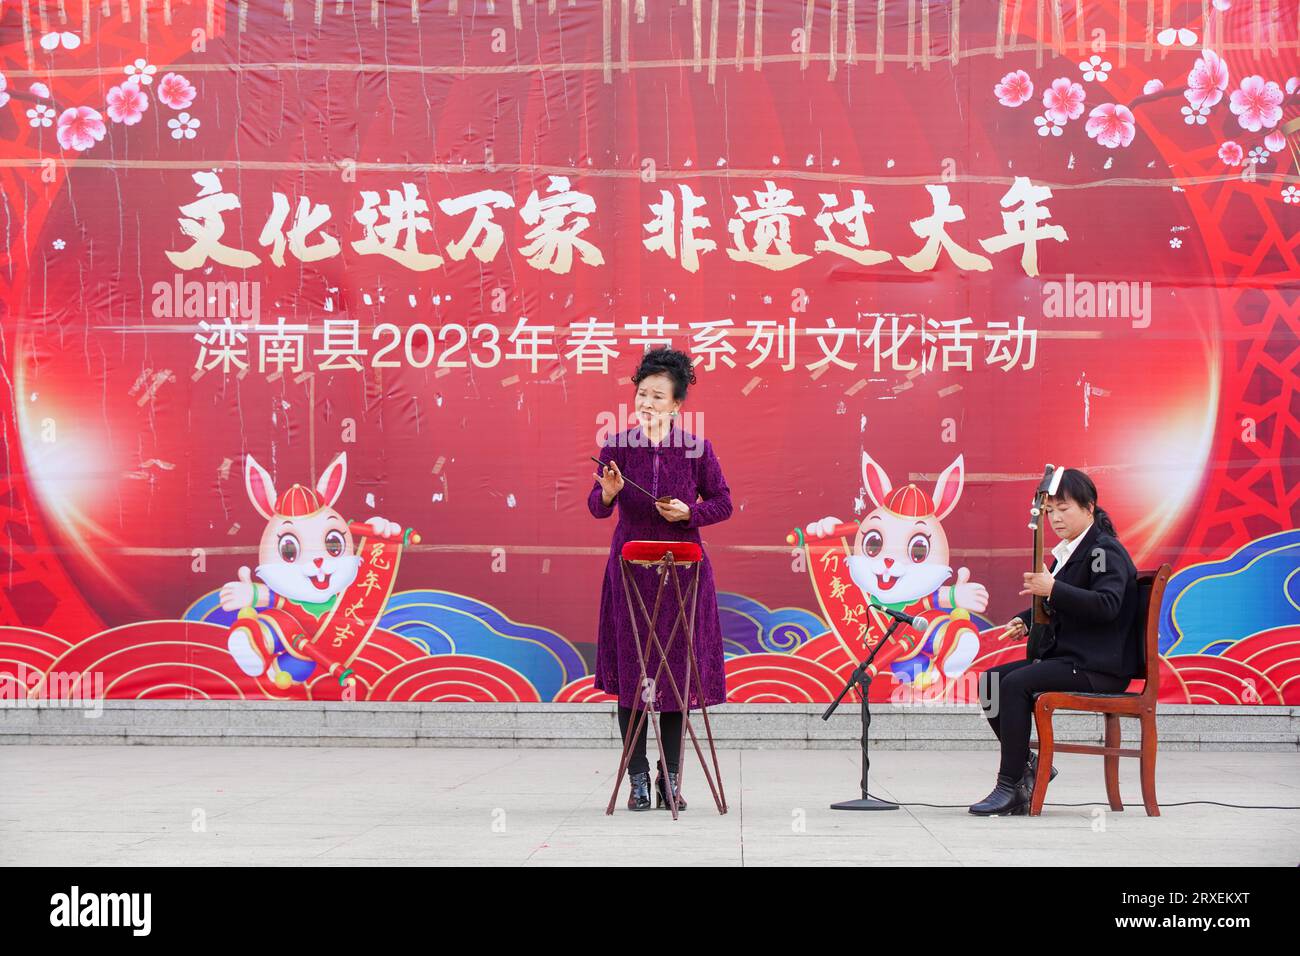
[868, 603, 926, 630]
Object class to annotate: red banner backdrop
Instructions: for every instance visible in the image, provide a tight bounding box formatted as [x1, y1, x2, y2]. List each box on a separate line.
[1, 1, 1297, 705]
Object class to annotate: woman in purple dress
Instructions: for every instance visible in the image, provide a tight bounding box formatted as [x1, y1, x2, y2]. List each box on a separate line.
[588, 347, 733, 811]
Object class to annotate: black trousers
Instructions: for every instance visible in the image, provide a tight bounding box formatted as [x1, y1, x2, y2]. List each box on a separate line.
[978, 659, 1130, 779]
[617, 706, 683, 775]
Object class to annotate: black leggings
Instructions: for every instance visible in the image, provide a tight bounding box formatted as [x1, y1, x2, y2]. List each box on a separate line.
[978, 659, 1130, 779]
[617, 706, 683, 775]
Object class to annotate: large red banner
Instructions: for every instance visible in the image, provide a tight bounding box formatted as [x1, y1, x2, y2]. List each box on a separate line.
[2, 1, 1296, 705]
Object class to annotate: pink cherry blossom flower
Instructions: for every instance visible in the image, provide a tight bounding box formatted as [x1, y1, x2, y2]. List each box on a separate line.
[157, 72, 196, 110]
[1042, 77, 1086, 124]
[1229, 75, 1283, 131]
[56, 105, 106, 152]
[1085, 103, 1136, 149]
[0, 73, 8, 108]
[1142, 78, 1165, 95]
[995, 70, 1034, 107]
[1185, 50, 1229, 110]
[106, 79, 149, 125]
[1218, 140, 1244, 166]
[1265, 130, 1286, 152]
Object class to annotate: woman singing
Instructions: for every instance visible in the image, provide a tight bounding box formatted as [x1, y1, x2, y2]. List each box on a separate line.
[588, 347, 733, 811]
[970, 468, 1141, 816]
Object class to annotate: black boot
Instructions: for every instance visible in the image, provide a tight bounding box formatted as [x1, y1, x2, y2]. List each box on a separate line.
[1023, 751, 1059, 796]
[655, 766, 687, 811]
[627, 771, 652, 811]
[968, 772, 1029, 816]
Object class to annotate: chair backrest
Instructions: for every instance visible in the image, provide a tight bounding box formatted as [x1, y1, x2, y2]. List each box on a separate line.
[1134, 564, 1173, 703]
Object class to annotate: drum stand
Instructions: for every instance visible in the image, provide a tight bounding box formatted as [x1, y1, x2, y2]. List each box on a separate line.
[605, 544, 727, 819]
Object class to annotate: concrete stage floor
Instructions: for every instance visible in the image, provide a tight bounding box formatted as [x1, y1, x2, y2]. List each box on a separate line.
[2, 746, 1296, 866]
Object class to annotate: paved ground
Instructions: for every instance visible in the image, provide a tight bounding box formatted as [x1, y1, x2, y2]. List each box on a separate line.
[1, 746, 1296, 866]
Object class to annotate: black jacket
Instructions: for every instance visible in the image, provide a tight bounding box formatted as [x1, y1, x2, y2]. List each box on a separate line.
[1016, 523, 1141, 679]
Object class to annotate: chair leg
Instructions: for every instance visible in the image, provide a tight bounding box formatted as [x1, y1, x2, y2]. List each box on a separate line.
[1029, 703, 1055, 816]
[1104, 714, 1124, 811]
[1139, 711, 1160, 817]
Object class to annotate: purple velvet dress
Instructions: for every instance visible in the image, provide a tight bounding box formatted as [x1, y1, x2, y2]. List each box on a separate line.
[587, 421, 732, 712]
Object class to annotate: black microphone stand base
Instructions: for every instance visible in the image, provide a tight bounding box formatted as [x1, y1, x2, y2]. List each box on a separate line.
[830, 797, 899, 811]
[822, 618, 907, 814]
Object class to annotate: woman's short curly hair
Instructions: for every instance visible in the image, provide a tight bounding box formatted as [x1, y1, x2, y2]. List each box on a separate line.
[632, 347, 698, 400]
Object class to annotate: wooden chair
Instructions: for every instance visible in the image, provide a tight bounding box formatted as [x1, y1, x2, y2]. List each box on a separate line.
[1028, 564, 1172, 817]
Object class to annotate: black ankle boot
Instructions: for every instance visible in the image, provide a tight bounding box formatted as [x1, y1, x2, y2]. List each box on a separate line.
[968, 772, 1029, 816]
[627, 771, 652, 811]
[655, 767, 687, 811]
[1023, 751, 1059, 795]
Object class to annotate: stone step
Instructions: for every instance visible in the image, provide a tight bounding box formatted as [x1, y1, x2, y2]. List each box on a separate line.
[2, 702, 1296, 750]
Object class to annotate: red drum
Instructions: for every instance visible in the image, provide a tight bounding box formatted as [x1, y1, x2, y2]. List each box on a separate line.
[620, 540, 704, 565]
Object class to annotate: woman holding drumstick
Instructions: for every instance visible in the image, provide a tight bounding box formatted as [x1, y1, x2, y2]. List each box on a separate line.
[588, 347, 733, 811]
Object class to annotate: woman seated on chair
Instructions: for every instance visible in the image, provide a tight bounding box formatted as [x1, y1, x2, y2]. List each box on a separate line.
[588, 347, 733, 811]
[970, 468, 1141, 816]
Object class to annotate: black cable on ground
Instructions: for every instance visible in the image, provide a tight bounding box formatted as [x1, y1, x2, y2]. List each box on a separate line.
[865, 792, 1300, 810]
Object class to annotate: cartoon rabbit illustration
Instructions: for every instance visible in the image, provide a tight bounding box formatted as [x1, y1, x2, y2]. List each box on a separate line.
[220, 451, 401, 688]
[805, 450, 989, 685]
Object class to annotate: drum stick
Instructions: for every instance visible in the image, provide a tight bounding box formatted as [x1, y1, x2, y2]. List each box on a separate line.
[590, 455, 666, 502]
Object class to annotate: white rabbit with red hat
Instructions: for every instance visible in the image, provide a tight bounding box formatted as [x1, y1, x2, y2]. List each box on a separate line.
[805, 450, 989, 685]
[219, 451, 400, 687]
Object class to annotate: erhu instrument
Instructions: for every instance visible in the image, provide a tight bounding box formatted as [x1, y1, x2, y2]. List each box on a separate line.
[1026, 464, 1065, 659]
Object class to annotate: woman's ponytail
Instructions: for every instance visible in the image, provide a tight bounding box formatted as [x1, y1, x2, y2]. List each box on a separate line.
[1093, 505, 1117, 537]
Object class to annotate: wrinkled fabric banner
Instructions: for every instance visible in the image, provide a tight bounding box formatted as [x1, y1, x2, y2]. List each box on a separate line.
[1, 1, 1296, 704]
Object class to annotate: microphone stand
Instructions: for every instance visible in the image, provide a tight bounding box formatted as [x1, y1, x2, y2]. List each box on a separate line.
[823, 617, 902, 811]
